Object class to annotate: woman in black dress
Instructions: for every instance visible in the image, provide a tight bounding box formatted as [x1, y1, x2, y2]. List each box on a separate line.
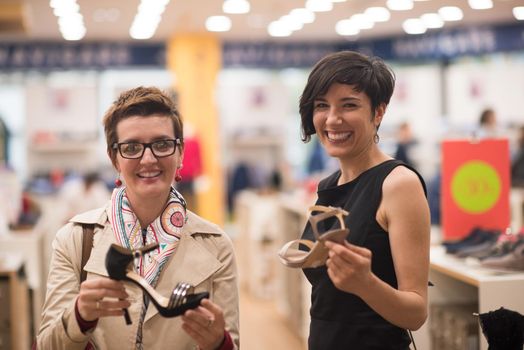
[294, 51, 430, 349]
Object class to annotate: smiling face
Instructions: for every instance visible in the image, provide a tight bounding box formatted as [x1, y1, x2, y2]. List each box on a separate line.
[312, 83, 384, 162]
[114, 115, 182, 203]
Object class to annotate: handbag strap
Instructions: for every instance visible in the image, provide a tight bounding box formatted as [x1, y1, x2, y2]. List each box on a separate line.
[80, 224, 95, 283]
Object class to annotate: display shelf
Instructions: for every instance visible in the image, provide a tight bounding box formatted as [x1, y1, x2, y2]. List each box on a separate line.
[430, 245, 524, 287]
[0, 227, 46, 336]
[0, 253, 30, 350]
[428, 245, 524, 350]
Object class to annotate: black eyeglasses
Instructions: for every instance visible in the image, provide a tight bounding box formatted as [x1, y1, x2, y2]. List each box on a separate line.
[112, 139, 181, 159]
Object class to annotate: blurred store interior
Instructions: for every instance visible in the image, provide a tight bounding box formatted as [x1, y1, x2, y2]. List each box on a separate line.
[1, 0, 524, 349]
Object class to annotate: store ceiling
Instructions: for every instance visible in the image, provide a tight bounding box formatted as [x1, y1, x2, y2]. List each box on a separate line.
[0, 0, 522, 42]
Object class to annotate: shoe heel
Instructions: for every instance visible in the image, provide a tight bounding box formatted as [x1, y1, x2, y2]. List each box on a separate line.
[106, 243, 159, 280]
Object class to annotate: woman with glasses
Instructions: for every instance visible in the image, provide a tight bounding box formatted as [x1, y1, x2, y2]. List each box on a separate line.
[36, 86, 239, 350]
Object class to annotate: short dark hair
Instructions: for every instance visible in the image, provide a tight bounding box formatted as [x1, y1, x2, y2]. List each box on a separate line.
[103, 86, 183, 167]
[299, 50, 395, 142]
[479, 108, 495, 125]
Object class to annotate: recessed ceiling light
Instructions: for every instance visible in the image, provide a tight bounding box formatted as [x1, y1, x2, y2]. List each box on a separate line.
[280, 15, 304, 31]
[205, 15, 232, 32]
[468, 0, 493, 10]
[306, 0, 333, 12]
[50, 0, 86, 40]
[403, 18, 426, 34]
[365, 7, 391, 22]
[350, 13, 374, 30]
[336, 19, 359, 36]
[289, 8, 315, 24]
[223, 0, 250, 15]
[420, 13, 444, 29]
[387, 0, 414, 11]
[268, 21, 292, 37]
[513, 6, 524, 20]
[129, 0, 169, 40]
[438, 6, 464, 21]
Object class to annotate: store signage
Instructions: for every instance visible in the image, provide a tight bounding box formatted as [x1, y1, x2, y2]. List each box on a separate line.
[0, 43, 165, 70]
[441, 139, 510, 240]
[0, 22, 522, 70]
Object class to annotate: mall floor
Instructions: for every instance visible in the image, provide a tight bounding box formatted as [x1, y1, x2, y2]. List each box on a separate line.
[239, 287, 306, 350]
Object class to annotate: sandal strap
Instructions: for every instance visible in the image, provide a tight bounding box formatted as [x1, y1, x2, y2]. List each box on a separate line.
[308, 206, 349, 239]
[278, 239, 315, 258]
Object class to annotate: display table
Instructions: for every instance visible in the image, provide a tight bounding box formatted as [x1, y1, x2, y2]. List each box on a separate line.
[0, 227, 46, 336]
[0, 253, 31, 350]
[428, 245, 524, 350]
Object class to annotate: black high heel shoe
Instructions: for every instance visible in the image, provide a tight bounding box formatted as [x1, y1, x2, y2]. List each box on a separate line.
[105, 243, 209, 318]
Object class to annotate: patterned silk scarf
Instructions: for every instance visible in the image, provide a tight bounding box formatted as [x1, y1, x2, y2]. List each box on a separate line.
[108, 185, 187, 287]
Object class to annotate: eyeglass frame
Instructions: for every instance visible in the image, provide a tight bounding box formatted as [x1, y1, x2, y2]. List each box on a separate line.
[112, 138, 182, 159]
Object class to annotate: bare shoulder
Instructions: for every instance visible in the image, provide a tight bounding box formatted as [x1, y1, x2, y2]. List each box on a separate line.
[383, 165, 425, 197]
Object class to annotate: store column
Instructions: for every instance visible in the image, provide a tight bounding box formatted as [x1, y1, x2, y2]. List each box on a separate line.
[167, 34, 224, 226]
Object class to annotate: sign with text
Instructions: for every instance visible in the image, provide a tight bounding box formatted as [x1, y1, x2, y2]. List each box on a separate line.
[442, 139, 510, 240]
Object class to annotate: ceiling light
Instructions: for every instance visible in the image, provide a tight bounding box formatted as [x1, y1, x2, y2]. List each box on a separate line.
[335, 19, 359, 36]
[402, 18, 426, 34]
[280, 15, 304, 31]
[290, 8, 315, 23]
[350, 13, 374, 30]
[223, 0, 250, 14]
[205, 15, 232, 32]
[438, 6, 463, 21]
[420, 13, 444, 28]
[268, 21, 292, 37]
[306, 0, 333, 12]
[130, 24, 157, 40]
[50, 0, 86, 41]
[386, 0, 413, 11]
[130, 0, 170, 40]
[514, 6, 524, 20]
[468, 0, 493, 10]
[364, 7, 391, 22]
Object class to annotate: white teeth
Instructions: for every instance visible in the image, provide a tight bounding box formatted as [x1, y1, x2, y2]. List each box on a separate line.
[138, 171, 160, 178]
[327, 132, 351, 141]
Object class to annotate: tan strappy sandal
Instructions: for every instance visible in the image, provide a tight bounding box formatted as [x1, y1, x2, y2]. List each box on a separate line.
[278, 205, 349, 268]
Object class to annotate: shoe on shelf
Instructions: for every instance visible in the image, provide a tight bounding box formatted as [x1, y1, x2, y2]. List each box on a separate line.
[444, 228, 500, 255]
[480, 240, 524, 271]
[105, 243, 209, 318]
[278, 205, 349, 269]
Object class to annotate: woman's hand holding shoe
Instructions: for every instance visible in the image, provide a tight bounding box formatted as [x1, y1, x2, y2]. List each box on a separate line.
[325, 241, 376, 297]
[77, 277, 130, 322]
[181, 299, 227, 350]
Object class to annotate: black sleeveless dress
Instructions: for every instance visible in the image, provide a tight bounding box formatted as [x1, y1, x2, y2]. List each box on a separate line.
[302, 159, 427, 350]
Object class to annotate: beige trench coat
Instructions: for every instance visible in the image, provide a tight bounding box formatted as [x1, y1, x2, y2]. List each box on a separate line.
[36, 204, 240, 350]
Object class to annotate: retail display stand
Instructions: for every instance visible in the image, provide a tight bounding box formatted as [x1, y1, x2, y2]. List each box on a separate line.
[0, 253, 30, 350]
[428, 245, 524, 350]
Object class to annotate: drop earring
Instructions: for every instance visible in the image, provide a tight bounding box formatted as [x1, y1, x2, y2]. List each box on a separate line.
[115, 174, 122, 187]
[174, 166, 182, 183]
